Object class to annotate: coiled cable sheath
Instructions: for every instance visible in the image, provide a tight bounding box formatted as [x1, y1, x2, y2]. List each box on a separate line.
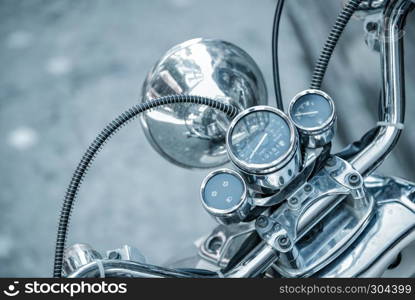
[310, 0, 363, 89]
[53, 95, 240, 277]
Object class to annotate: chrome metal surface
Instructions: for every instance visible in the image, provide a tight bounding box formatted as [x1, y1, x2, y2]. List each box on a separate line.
[358, 0, 386, 11]
[363, 13, 382, 52]
[224, 242, 279, 278]
[200, 168, 251, 224]
[67, 171, 415, 279]
[226, 106, 301, 191]
[198, 223, 255, 268]
[316, 175, 415, 277]
[106, 245, 146, 264]
[296, 157, 368, 233]
[62, 244, 102, 277]
[256, 156, 374, 277]
[382, 241, 415, 277]
[289, 89, 337, 148]
[68, 259, 197, 278]
[140, 38, 268, 169]
[252, 147, 325, 206]
[351, 0, 411, 175]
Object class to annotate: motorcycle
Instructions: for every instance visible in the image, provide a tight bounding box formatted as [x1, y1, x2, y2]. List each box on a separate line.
[54, 0, 415, 278]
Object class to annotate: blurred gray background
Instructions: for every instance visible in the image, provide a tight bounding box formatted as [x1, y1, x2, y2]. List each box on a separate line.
[0, 0, 414, 277]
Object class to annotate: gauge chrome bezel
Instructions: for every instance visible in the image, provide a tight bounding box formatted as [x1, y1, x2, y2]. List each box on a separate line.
[200, 168, 248, 216]
[226, 105, 299, 175]
[288, 89, 336, 134]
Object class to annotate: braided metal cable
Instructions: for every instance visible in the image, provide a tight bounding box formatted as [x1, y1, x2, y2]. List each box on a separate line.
[310, 0, 363, 89]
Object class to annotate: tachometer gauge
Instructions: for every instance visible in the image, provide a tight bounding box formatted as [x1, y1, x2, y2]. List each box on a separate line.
[289, 89, 336, 148]
[226, 106, 301, 191]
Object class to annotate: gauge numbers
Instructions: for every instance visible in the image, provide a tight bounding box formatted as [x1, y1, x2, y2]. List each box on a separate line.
[289, 91, 334, 130]
[229, 110, 292, 166]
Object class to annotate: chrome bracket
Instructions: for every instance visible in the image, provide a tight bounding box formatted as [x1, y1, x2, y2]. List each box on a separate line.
[198, 223, 255, 268]
[358, 0, 386, 11]
[106, 245, 146, 264]
[252, 147, 325, 207]
[362, 12, 385, 52]
[255, 156, 375, 277]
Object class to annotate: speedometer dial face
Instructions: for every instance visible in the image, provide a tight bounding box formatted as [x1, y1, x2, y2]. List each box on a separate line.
[227, 107, 294, 171]
[289, 91, 334, 131]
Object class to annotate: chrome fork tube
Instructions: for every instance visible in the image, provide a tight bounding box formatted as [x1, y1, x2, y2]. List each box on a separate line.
[224, 243, 279, 278]
[351, 0, 413, 175]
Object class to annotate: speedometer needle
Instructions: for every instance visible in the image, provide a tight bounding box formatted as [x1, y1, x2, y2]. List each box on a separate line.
[295, 111, 318, 117]
[249, 133, 268, 160]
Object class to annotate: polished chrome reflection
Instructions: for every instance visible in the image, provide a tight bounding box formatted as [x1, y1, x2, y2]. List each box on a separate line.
[257, 156, 373, 278]
[198, 223, 255, 268]
[63, 244, 103, 277]
[351, 0, 411, 175]
[358, 0, 385, 11]
[316, 175, 415, 277]
[68, 260, 198, 278]
[140, 38, 267, 169]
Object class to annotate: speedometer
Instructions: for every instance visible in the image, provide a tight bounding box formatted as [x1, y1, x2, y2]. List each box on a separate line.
[226, 106, 301, 190]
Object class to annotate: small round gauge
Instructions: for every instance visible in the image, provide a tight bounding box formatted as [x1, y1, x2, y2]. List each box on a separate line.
[200, 169, 250, 223]
[289, 90, 335, 132]
[226, 106, 298, 175]
[288, 90, 336, 148]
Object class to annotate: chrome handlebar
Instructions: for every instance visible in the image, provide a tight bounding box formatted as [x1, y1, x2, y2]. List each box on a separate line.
[351, 0, 411, 175]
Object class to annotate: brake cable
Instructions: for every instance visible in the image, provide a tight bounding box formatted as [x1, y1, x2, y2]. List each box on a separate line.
[306, 0, 379, 160]
[272, 0, 285, 110]
[310, 0, 364, 89]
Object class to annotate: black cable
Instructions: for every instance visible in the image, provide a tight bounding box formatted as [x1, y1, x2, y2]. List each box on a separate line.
[221, 232, 262, 274]
[336, 91, 383, 160]
[177, 268, 217, 277]
[53, 95, 239, 278]
[272, 0, 285, 110]
[336, 126, 380, 160]
[310, 0, 363, 89]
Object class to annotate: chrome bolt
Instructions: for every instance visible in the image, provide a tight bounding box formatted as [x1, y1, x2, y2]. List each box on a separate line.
[366, 21, 378, 33]
[277, 235, 291, 249]
[288, 197, 300, 210]
[272, 223, 281, 232]
[326, 157, 336, 167]
[304, 184, 313, 193]
[347, 173, 361, 187]
[108, 251, 121, 260]
[256, 216, 269, 228]
[289, 197, 298, 205]
[207, 236, 223, 253]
